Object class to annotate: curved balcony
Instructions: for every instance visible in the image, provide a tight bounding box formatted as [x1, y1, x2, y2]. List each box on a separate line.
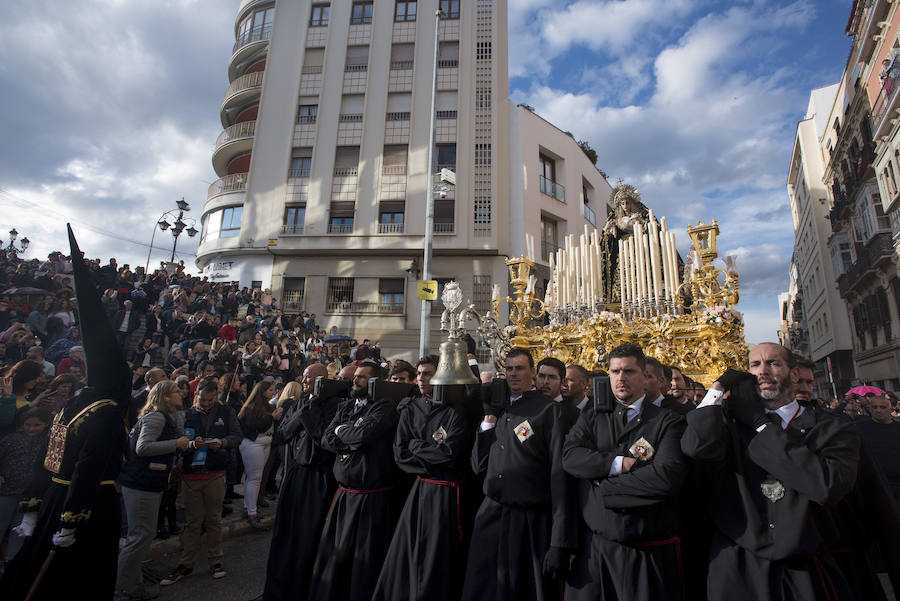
[237, 0, 273, 26]
[220, 71, 264, 127]
[207, 172, 248, 201]
[212, 121, 256, 176]
[229, 25, 271, 81]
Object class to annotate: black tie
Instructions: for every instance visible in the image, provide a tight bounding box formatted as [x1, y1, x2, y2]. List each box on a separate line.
[616, 405, 628, 426]
[766, 412, 783, 429]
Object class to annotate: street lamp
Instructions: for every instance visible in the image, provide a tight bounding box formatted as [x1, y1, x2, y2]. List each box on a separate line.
[5, 228, 30, 257]
[145, 197, 199, 273]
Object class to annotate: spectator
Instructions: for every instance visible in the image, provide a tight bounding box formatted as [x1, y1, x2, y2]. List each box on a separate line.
[160, 379, 241, 586]
[43, 375, 79, 415]
[43, 326, 80, 364]
[113, 300, 140, 348]
[388, 360, 416, 383]
[56, 345, 85, 377]
[25, 346, 54, 379]
[856, 394, 900, 503]
[238, 381, 282, 529]
[116, 380, 189, 601]
[51, 298, 76, 328]
[1, 361, 45, 437]
[134, 337, 161, 368]
[167, 346, 186, 372]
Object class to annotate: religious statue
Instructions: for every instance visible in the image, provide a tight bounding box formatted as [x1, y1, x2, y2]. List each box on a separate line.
[600, 181, 651, 303]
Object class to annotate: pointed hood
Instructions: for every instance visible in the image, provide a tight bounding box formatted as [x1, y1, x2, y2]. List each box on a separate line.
[68, 224, 131, 410]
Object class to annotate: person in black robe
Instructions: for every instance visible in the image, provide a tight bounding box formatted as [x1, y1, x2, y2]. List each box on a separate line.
[0, 226, 131, 601]
[460, 347, 577, 601]
[372, 356, 474, 601]
[308, 361, 400, 601]
[563, 344, 687, 601]
[680, 342, 860, 601]
[255, 362, 335, 601]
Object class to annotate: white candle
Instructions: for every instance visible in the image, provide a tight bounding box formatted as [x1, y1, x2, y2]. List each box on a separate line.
[618, 238, 625, 305]
[634, 225, 644, 301]
[492, 284, 500, 301]
[526, 275, 535, 294]
[669, 232, 680, 292]
[661, 232, 672, 302]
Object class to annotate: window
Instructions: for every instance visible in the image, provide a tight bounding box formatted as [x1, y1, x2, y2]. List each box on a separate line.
[439, 0, 459, 19]
[282, 278, 306, 309]
[379, 201, 405, 233]
[290, 155, 311, 177]
[345, 45, 369, 70]
[435, 144, 456, 170]
[540, 217, 558, 261]
[237, 7, 274, 46]
[431, 278, 453, 313]
[284, 206, 305, 234]
[395, 0, 416, 21]
[297, 104, 318, 124]
[434, 199, 454, 232]
[310, 4, 330, 27]
[351, 2, 374, 24]
[335, 146, 360, 175]
[540, 154, 556, 182]
[329, 202, 355, 233]
[539, 154, 565, 202]
[390, 43, 415, 69]
[327, 278, 354, 311]
[438, 42, 459, 68]
[379, 279, 405, 311]
[220, 206, 242, 238]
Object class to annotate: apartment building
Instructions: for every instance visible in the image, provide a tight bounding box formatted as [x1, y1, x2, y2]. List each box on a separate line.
[198, 0, 610, 358]
[785, 84, 855, 396]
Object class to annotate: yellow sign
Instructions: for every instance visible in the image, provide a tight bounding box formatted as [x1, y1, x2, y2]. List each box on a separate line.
[267, 238, 278, 247]
[417, 280, 438, 300]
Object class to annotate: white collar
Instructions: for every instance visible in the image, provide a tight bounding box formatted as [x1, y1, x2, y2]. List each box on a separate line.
[651, 394, 665, 407]
[553, 394, 563, 402]
[765, 399, 804, 429]
[576, 396, 589, 411]
[623, 396, 646, 417]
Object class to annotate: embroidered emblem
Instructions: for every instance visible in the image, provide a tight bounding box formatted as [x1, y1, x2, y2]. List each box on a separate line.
[339, 454, 350, 462]
[354, 417, 364, 427]
[514, 420, 534, 443]
[433, 426, 447, 444]
[629, 437, 655, 461]
[761, 478, 785, 503]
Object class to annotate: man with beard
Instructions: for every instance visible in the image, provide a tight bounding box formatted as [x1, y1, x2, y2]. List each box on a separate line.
[792, 356, 815, 404]
[562, 344, 688, 601]
[372, 355, 473, 601]
[308, 360, 400, 601]
[254, 362, 334, 601]
[461, 347, 577, 601]
[681, 342, 861, 600]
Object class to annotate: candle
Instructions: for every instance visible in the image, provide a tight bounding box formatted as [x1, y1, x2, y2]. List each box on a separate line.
[669, 232, 680, 292]
[661, 232, 672, 301]
[618, 238, 625, 305]
[526, 275, 535, 294]
[492, 284, 500, 301]
[634, 226, 644, 302]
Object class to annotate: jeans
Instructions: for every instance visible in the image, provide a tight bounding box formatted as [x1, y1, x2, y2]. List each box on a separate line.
[239, 436, 271, 516]
[117, 486, 163, 594]
[180, 472, 227, 568]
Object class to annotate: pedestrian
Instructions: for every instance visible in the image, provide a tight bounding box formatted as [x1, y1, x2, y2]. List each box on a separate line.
[238, 381, 282, 528]
[160, 378, 241, 586]
[116, 380, 189, 600]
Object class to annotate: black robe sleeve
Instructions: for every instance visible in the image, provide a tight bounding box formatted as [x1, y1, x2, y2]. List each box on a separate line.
[562, 409, 618, 481]
[549, 404, 578, 550]
[394, 402, 469, 475]
[470, 425, 496, 477]
[680, 405, 729, 463]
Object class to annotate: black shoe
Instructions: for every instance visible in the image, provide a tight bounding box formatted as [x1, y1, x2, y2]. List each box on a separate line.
[155, 527, 169, 540]
[224, 490, 243, 500]
[221, 505, 233, 517]
[210, 563, 226, 579]
[257, 499, 270, 508]
[246, 515, 265, 530]
[160, 564, 192, 586]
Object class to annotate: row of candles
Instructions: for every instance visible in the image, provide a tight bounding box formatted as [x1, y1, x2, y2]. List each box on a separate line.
[618, 210, 682, 310]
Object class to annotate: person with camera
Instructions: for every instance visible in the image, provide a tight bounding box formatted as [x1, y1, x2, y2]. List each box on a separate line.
[562, 344, 688, 601]
[308, 360, 400, 601]
[160, 378, 241, 586]
[372, 355, 473, 601]
[116, 380, 189, 600]
[680, 342, 861, 600]
[461, 347, 578, 601]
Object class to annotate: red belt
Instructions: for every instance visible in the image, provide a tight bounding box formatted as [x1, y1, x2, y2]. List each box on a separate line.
[813, 548, 851, 601]
[327, 485, 395, 519]
[631, 536, 684, 600]
[417, 476, 464, 541]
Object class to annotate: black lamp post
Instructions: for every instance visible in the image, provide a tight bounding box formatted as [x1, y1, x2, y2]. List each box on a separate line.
[145, 198, 199, 272]
[5, 228, 30, 257]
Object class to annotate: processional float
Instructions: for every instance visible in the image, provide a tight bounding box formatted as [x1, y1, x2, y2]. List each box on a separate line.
[431, 183, 748, 388]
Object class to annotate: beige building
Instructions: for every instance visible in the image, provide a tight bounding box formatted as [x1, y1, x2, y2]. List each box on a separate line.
[785, 84, 854, 396]
[197, 0, 609, 359]
[819, 0, 900, 391]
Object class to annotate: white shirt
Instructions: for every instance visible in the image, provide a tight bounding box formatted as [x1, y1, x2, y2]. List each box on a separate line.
[698, 389, 804, 431]
[575, 396, 589, 411]
[651, 394, 665, 407]
[119, 310, 131, 332]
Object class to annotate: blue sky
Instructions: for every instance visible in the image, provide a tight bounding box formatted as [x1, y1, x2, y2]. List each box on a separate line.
[0, 0, 856, 343]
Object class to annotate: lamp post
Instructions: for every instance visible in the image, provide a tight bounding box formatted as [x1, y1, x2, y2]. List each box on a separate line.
[4, 228, 30, 257]
[145, 198, 199, 273]
[419, 8, 445, 358]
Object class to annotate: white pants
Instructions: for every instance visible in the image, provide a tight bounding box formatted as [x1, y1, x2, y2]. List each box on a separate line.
[239, 435, 271, 516]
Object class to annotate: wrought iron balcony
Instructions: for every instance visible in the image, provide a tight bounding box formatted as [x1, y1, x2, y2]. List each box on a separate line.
[540, 175, 566, 203]
[207, 173, 248, 199]
[325, 301, 404, 314]
[281, 224, 304, 235]
[837, 232, 894, 296]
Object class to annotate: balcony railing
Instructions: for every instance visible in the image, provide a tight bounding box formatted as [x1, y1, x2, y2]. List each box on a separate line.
[224, 71, 264, 102]
[391, 60, 414, 70]
[340, 113, 363, 122]
[828, 193, 851, 227]
[328, 223, 354, 233]
[433, 222, 455, 234]
[584, 204, 596, 226]
[540, 175, 566, 202]
[233, 25, 272, 54]
[281, 224, 304, 235]
[345, 64, 368, 72]
[208, 173, 248, 198]
[382, 165, 407, 176]
[377, 222, 404, 233]
[326, 301, 404, 314]
[436, 110, 457, 119]
[334, 167, 358, 176]
[437, 59, 459, 68]
[215, 120, 256, 149]
[837, 232, 894, 296]
[386, 112, 411, 121]
[872, 63, 900, 135]
[288, 168, 310, 178]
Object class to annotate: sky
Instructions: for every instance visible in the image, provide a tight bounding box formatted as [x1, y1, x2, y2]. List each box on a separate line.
[0, 0, 856, 343]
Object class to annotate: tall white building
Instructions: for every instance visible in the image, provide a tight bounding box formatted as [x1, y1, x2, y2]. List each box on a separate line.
[198, 0, 610, 359]
[785, 84, 855, 394]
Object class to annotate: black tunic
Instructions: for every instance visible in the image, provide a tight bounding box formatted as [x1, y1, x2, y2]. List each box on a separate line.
[262, 392, 340, 601]
[308, 396, 400, 601]
[562, 402, 687, 601]
[461, 390, 577, 601]
[372, 395, 474, 601]
[0, 396, 125, 601]
[680, 401, 860, 601]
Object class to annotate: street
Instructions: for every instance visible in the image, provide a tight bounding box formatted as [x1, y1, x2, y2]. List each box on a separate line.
[146, 529, 271, 601]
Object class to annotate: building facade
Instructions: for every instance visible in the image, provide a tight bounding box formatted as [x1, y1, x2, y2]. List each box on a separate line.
[198, 0, 610, 359]
[785, 84, 855, 397]
[820, 0, 900, 392]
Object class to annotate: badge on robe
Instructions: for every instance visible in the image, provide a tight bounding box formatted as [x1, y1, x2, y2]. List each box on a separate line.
[629, 437, 655, 461]
[761, 478, 785, 503]
[354, 417, 364, 427]
[515, 420, 534, 443]
[433, 426, 447, 444]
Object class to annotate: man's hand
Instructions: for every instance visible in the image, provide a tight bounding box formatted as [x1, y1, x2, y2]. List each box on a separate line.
[542, 547, 573, 580]
[715, 369, 755, 391]
[726, 394, 767, 430]
[13, 513, 38, 537]
[622, 457, 637, 473]
[52, 527, 76, 548]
